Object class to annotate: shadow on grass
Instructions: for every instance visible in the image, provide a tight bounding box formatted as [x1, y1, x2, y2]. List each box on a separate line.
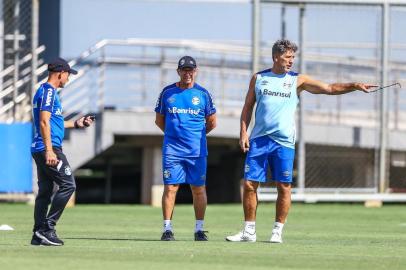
[65, 237, 183, 242]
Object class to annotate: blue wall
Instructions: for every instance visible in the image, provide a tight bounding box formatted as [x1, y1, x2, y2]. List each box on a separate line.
[0, 123, 33, 193]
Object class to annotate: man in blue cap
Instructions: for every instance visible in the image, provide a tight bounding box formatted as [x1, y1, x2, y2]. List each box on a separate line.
[155, 56, 217, 241]
[30, 58, 95, 246]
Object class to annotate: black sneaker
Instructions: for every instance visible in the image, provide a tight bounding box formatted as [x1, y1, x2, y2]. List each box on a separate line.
[35, 230, 64, 246]
[161, 230, 175, 241]
[194, 230, 208, 241]
[30, 233, 44, 246]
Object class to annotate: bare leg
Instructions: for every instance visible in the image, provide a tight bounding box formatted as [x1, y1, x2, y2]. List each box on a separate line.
[243, 180, 260, 221]
[190, 185, 207, 220]
[275, 182, 291, 223]
[162, 184, 179, 220]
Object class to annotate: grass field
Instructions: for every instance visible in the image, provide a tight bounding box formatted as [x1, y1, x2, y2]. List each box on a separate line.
[0, 203, 405, 270]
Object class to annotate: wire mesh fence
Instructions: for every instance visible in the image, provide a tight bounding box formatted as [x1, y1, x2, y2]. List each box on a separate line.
[257, 2, 406, 194]
[0, 0, 43, 122]
[0, 1, 405, 196]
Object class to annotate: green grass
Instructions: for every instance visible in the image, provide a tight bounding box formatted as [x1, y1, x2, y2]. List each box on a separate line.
[0, 203, 405, 270]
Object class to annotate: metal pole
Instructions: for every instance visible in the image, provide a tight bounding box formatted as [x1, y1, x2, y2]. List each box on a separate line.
[0, 0, 4, 101]
[252, 0, 260, 74]
[95, 46, 106, 154]
[12, 0, 20, 121]
[98, 47, 106, 112]
[379, 2, 389, 193]
[31, 0, 39, 115]
[249, 0, 261, 134]
[105, 159, 112, 204]
[281, 4, 286, 39]
[297, 4, 306, 194]
[160, 48, 167, 89]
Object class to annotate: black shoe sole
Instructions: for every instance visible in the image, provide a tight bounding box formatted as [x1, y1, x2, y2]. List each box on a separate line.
[30, 240, 41, 246]
[160, 237, 175, 241]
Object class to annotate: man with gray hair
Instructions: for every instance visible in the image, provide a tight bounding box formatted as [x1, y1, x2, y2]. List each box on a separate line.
[226, 39, 376, 243]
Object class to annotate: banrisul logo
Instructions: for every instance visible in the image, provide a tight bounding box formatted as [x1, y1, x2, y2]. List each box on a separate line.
[168, 107, 200, 115]
[260, 89, 291, 98]
[45, 88, 53, 106]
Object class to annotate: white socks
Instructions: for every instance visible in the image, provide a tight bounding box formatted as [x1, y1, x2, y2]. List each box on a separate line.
[243, 221, 284, 234]
[244, 221, 256, 234]
[163, 220, 172, 232]
[273, 222, 284, 233]
[195, 220, 204, 232]
[164, 220, 205, 232]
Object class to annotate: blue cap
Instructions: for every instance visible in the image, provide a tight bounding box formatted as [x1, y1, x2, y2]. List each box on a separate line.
[47, 57, 78, 75]
[178, 56, 197, 69]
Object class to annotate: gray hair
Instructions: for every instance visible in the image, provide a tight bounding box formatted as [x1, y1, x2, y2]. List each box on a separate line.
[272, 39, 298, 59]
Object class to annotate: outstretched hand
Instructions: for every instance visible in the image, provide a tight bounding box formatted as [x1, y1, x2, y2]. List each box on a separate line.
[355, 83, 379, 93]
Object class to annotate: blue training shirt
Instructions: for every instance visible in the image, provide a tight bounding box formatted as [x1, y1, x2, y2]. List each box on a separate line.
[250, 69, 299, 149]
[31, 82, 65, 153]
[155, 83, 216, 157]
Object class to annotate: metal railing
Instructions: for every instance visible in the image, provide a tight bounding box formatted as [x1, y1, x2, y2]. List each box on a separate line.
[2, 38, 406, 195]
[0, 45, 46, 122]
[55, 39, 406, 130]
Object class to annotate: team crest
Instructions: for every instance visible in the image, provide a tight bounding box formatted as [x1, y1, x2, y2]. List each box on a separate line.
[283, 171, 290, 177]
[64, 166, 72, 176]
[163, 170, 171, 179]
[192, 97, 200, 105]
[245, 164, 250, 173]
[283, 82, 292, 90]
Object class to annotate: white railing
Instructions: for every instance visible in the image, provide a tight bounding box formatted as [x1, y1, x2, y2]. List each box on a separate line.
[56, 39, 406, 131]
[0, 45, 46, 122]
[1, 39, 406, 130]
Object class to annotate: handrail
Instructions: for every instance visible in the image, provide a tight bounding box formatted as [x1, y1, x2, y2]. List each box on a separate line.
[1, 39, 406, 126]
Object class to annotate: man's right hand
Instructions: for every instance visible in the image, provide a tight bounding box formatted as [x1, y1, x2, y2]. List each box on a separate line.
[45, 150, 58, 167]
[239, 133, 250, 153]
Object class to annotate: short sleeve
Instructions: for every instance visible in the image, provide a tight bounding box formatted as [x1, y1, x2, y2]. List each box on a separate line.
[39, 87, 56, 112]
[154, 89, 166, 115]
[204, 91, 216, 116]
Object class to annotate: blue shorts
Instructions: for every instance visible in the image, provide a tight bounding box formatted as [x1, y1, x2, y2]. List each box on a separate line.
[162, 155, 207, 186]
[244, 135, 295, 183]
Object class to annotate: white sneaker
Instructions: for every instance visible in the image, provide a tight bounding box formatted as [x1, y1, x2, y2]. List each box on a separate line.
[270, 230, 282, 243]
[226, 231, 256, 242]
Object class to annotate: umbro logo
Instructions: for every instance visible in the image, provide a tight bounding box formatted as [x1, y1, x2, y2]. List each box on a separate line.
[260, 80, 269, 86]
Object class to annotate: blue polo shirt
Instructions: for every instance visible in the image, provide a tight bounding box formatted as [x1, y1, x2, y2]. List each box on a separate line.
[155, 83, 216, 157]
[31, 82, 64, 153]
